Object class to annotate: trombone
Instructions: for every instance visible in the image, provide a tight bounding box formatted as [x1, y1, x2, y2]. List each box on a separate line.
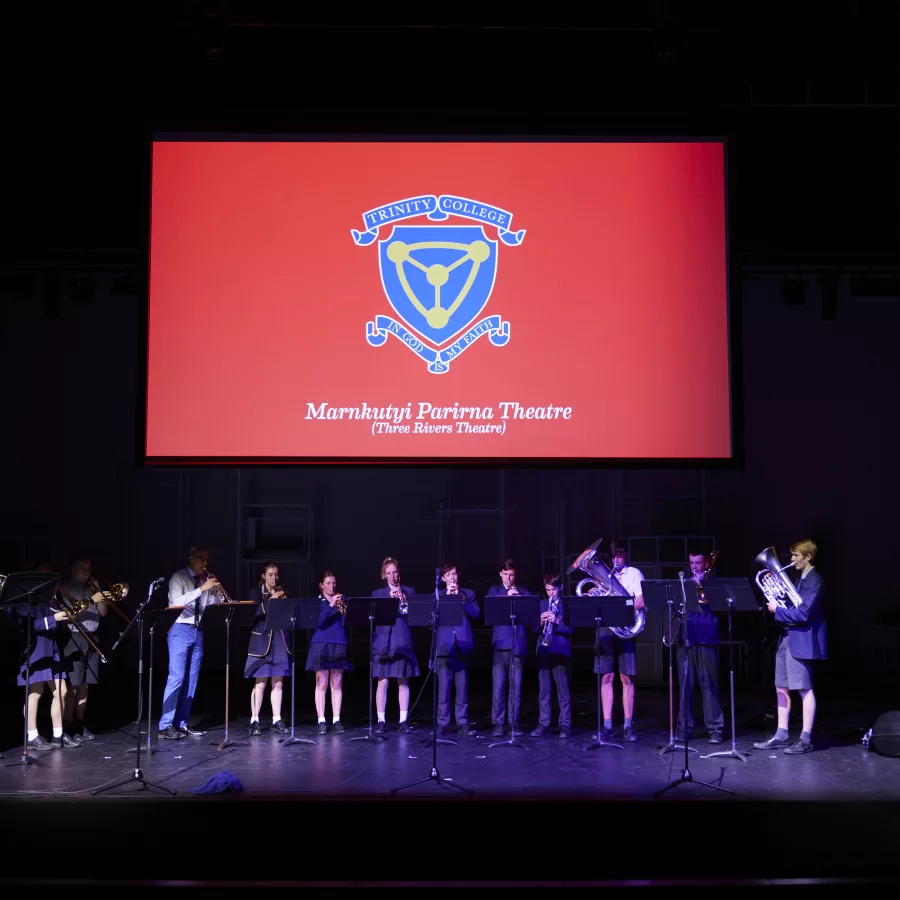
[53, 586, 108, 664]
[86, 576, 133, 624]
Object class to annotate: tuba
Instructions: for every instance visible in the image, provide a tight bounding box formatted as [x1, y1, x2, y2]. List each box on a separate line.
[568, 538, 645, 638]
[754, 546, 803, 609]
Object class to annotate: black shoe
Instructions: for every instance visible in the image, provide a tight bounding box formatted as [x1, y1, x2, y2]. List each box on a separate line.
[27, 735, 55, 750]
[249, 722, 263, 736]
[374, 721, 385, 735]
[784, 738, 814, 755]
[159, 725, 184, 740]
[398, 722, 415, 734]
[66, 730, 84, 745]
[332, 721, 345, 734]
[178, 725, 205, 737]
[458, 724, 471, 736]
[558, 729, 570, 740]
[591, 727, 614, 742]
[492, 725, 504, 737]
[708, 732, 724, 744]
[316, 722, 328, 735]
[437, 725, 449, 735]
[530, 725, 548, 737]
[623, 727, 638, 742]
[753, 734, 790, 750]
[79, 726, 96, 742]
[51, 734, 80, 748]
[271, 720, 289, 734]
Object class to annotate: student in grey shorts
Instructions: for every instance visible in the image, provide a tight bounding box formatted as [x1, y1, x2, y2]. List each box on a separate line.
[754, 538, 827, 755]
[592, 540, 645, 743]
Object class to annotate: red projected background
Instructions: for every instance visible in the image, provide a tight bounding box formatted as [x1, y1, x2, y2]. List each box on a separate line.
[146, 140, 730, 462]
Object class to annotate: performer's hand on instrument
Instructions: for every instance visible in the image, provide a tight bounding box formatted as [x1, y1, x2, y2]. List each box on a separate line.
[634, 597, 645, 611]
[53, 611, 68, 622]
[201, 577, 220, 592]
[766, 599, 777, 613]
[271, 588, 286, 599]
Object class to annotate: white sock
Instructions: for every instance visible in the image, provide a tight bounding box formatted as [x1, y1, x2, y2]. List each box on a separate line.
[28, 729, 38, 741]
[250, 717, 259, 724]
[399, 710, 408, 724]
[273, 716, 282, 723]
[332, 716, 340, 724]
[377, 712, 386, 723]
[53, 726, 63, 738]
[318, 717, 326, 724]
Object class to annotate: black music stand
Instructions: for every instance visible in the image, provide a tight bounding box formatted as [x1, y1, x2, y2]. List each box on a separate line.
[641, 579, 700, 758]
[568, 595, 636, 751]
[1, 571, 61, 769]
[484, 596, 539, 750]
[202, 601, 257, 751]
[653, 579, 735, 797]
[127, 604, 175, 757]
[393, 588, 473, 795]
[701, 579, 756, 764]
[271, 597, 318, 746]
[347, 597, 397, 746]
[94, 580, 175, 794]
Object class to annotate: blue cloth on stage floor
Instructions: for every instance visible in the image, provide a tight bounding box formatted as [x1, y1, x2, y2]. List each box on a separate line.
[191, 771, 244, 795]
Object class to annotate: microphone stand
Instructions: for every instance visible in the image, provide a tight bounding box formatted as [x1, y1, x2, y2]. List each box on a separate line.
[393, 571, 472, 794]
[658, 578, 695, 758]
[655, 575, 733, 798]
[92, 581, 175, 795]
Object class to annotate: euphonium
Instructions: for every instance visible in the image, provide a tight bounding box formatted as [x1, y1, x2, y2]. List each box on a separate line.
[754, 546, 803, 609]
[568, 538, 645, 638]
[540, 594, 561, 647]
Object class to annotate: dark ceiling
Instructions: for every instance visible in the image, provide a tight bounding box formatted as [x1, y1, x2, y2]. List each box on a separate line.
[3, 4, 898, 268]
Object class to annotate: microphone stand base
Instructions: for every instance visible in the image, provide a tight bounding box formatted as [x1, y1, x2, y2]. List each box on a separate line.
[657, 739, 696, 758]
[487, 737, 528, 749]
[702, 746, 750, 762]
[654, 769, 735, 798]
[390, 767, 474, 796]
[348, 731, 385, 745]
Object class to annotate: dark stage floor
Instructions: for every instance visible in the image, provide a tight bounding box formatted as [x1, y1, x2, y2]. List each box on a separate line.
[2, 678, 900, 886]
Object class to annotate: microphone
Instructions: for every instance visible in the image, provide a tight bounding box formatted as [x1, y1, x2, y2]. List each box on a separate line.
[151, 577, 165, 587]
[678, 571, 685, 580]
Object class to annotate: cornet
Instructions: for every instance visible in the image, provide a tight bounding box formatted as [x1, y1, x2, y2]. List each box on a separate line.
[391, 585, 408, 615]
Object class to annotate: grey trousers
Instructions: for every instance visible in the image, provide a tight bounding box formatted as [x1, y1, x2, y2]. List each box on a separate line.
[435, 657, 469, 727]
[676, 644, 725, 734]
[492, 650, 524, 727]
[537, 659, 571, 730]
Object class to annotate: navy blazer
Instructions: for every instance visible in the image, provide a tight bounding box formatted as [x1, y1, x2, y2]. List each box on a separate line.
[773, 568, 827, 660]
[371, 584, 416, 656]
[684, 574, 720, 646]
[310, 595, 348, 645]
[246, 587, 291, 659]
[536, 595, 574, 658]
[436, 587, 480, 656]
[486, 583, 534, 656]
[9, 604, 67, 677]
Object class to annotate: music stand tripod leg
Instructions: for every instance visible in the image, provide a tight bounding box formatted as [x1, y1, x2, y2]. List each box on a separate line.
[391, 599, 472, 795]
[283, 609, 316, 746]
[487, 623, 527, 750]
[214, 608, 248, 750]
[348, 612, 385, 746]
[586, 620, 623, 752]
[8, 598, 50, 769]
[702, 599, 749, 763]
[654, 645, 734, 798]
[93, 592, 176, 795]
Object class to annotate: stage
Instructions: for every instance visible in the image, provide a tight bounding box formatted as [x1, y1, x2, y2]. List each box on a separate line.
[1, 682, 899, 886]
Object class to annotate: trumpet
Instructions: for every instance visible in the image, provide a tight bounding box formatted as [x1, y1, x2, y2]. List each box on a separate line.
[53, 587, 108, 664]
[333, 592, 347, 623]
[391, 586, 408, 615]
[540, 594, 561, 647]
[204, 569, 235, 604]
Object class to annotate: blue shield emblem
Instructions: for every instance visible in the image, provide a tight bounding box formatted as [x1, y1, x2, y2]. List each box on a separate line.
[378, 225, 498, 347]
